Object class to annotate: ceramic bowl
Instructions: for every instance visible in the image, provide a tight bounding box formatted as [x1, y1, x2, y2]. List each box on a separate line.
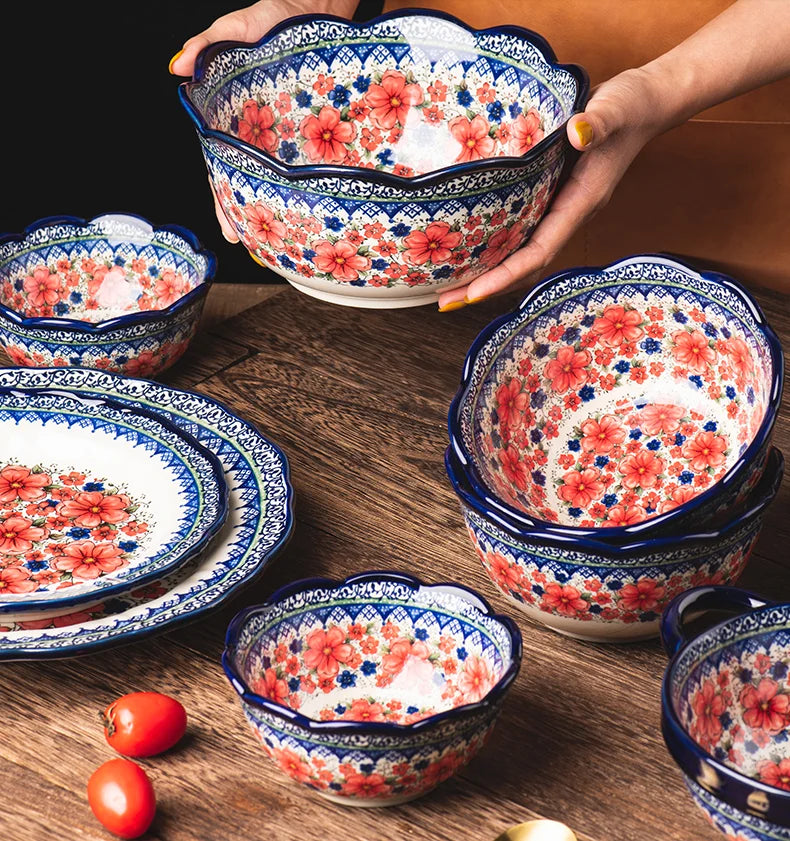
[222, 570, 521, 806]
[0, 213, 216, 377]
[178, 9, 588, 308]
[661, 586, 790, 840]
[448, 254, 783, 542]
[445, 445, 783, 642]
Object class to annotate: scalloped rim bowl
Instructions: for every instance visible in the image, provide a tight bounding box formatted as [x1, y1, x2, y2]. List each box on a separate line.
[0, 213, 216, 376]
[177, 9, 589, 307]
[448, 253, 784, 542]
[222, 570, 522, 806]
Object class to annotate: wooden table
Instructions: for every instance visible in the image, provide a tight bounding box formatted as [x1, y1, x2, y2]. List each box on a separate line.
[1, 279, 788, 841]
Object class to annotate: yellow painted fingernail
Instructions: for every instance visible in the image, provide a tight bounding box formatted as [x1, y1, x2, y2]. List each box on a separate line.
[168, 49, 184, 74]
[249, 252, 266, 266]
[575, 120, 593, 147]
[439, 300, 467, 312]
[465, 294, 489, 305]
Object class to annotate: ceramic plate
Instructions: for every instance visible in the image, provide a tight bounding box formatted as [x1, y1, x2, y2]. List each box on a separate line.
[0, 387, 228, 614]
[0, 367, 293, 659]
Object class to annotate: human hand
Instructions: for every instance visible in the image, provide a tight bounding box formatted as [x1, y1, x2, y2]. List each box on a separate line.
[168, 0, 359, 243]
[437, 67, 664, 311]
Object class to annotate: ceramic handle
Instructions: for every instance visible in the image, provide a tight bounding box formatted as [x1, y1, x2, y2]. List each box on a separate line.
[660, 585, 772, 657]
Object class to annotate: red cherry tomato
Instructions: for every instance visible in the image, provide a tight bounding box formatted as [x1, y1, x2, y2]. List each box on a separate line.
[102, 692, 187, 758]
[87, 758, 156, 839]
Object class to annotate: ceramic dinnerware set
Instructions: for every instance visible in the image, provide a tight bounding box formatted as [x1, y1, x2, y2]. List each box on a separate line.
[0, 7, 787, 834]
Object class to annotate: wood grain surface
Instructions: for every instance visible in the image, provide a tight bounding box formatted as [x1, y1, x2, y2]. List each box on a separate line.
[1, 281, 787, 841]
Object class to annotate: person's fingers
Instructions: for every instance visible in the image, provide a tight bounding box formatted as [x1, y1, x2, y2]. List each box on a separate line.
[169, 34, 214, 77]
[208, 178, 240, 243]
[437, 284, 471, 311]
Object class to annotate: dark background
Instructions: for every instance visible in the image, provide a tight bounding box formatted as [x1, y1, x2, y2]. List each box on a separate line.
[2, 0, 381, 285]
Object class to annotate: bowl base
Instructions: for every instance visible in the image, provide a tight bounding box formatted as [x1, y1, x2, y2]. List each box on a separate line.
[315, 787, 432, 808]
[285, 277, 439, 309]
[507, 596, 659, 643]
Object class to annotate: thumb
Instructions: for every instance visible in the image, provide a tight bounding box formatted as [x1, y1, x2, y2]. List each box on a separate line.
[566, 92, 627, 152]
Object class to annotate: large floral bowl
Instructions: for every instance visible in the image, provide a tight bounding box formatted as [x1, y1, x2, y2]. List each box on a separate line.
[445, 445, 783, 642]
[661, 586, 790, 841]
[177, 9, 588, 308]
[222, 570, 521, 806]
[0, 213, 216, 377]
[448, 254, 783, 542]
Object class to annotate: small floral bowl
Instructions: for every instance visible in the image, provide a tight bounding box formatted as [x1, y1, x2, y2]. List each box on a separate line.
[445, 445, 783, 642]
[178, 9, 588, 308]
[0, 213, 216, 377]
[222, 570, 521, 806]
[661, 586, 790, 840]
[448, 254, 783, 542]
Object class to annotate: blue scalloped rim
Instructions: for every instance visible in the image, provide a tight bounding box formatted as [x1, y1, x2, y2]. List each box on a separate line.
[0, 386, 230, 613]
[447, 252, 785, 544]
[222, 569, 523, 735]
[178, 7, 590, 189]
[661, 588, 790, 829]
[445, 443, 783, 557]
[0, 366, 294, 660]
[0, 212, 217, 333]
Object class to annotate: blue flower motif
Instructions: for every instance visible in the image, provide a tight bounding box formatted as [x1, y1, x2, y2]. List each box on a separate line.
[406, 705, 419, 715]
[114, 256, 125, 266]
[327, 84, 350, 106]
[13, 279, 23, 292]
[288, 677, 300, 692]
[745, 740, 758, 755]
[360, 660, 377, 675]
[324, 216, 343, 232]
[54, 302, 70, 316]
[629, 429, 642, 440]
[534, 343, 550, 358]
[70, 357, 82, 366]
[149, 265, 159, 277]
[377, 149, 394, 166]
[674, 311, 688, 323]
[772, 661, 788, 680]
[456, 88, 473, 107]
[456, 646, 468, 661]
[233, 189, 246, 206]
[334, 704, 347, 714]
[82, 482, 104, 492]
[747, 387, 755, 405]
[510, 199, 524, 214]
[414, 628, 428, 641]
[589, 604, 602, 614]
[530, 428, 542, 443]
[568, 507, 581, 518]
[579, 385, 595, 402]
[532, 584, 544, 596]
[432, 266, 453, 279]
[25, 559, 48, 572]
[119, 541, 138, 552]
[278, 254, 296, 270]
[646, 439, 661, 451]
[739, 667, 753, 683]
[703, 421, 717, 432]
[554, 571, 568, 583]
[563, 327, 580, 343]
[725, 385, 736, 399]
[353, 75, 370, 93]
[639, 611, 659, 623]
[70, 291, 83, 304]
[674, 432, 686, 445]
[391, 223, 411, 237]
[580, 314, 595, 327]
[302, 249, 316, 262]
[641, 338, 661, 354]
[486, 100, 504, 122]
[508, 102, 522, 119]
[614, 360, 630, 373]
[349, 279, 366, 287]
[679, 471, 694, 485]
[567, 439, 581, 452]
[720, 712, 733, 730]
[289, 638, 302, 654]
[530, 389, 546, 409]
[531, 470, 545, 487]
[602, 494, 617, 507]
[371, 258, 388, 270]
[608, 579, 623, 591]
[230, 115, 239, 133]
[295, 90, 312, 108]
[68, 527, 91, 539]
[703, 322, 718, 337]
[595, 455, 609, 467]
[116, 355, 129, 365]
[689, 375, 703, 388]
[278, 141, 298, 163]
[337, 670, 356, 688]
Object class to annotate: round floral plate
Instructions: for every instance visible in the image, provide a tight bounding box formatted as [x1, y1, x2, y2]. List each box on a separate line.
[0, 367, 293, 659]
[0, 387, 228, 614]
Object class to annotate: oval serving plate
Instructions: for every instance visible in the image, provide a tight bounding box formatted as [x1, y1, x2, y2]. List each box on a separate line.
[0, 367, 293, 659]
[0, 387, 228, 614]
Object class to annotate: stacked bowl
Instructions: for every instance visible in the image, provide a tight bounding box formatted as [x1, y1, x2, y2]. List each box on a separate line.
[446, 253, 785, 641]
